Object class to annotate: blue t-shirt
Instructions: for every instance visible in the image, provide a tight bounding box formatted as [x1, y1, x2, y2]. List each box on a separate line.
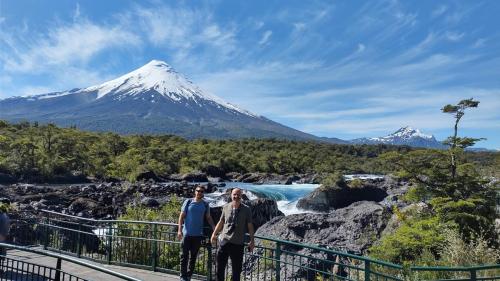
[181, 199, 209, 236]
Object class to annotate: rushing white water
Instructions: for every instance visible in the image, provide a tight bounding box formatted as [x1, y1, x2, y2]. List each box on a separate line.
[205, 182, 320, 215]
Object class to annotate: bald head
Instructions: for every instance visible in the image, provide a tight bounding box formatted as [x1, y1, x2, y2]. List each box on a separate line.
[231, 188, 242, 206]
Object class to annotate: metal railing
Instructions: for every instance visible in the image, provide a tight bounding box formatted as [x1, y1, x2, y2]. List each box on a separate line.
[0, 243, 141, 281]
[7, 210, 500, 281]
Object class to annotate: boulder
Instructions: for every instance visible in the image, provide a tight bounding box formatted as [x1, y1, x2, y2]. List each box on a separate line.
[245, 201, 392, 280]
[0, 172, 16, 184]
[296, 178, 390, 212]
[225, 172, 242, 181]
[201, 165, 226, 178]
[140, 197, 160, 208]
[68, 198, 99, 214]
[256, 201, 391, 253]
[136, 171, 161, 182]
[210, 197, 283, 230]
[170, 172, 208, 182]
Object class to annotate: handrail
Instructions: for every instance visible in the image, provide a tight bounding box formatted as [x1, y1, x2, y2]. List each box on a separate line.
[41, 210, 400, 267]
[34, 209, 499, 280]
[253, 234, 403, 269]
[40, 209, 177, 226]
[411, 264, 500, 271]
[0, 242, 142, 281]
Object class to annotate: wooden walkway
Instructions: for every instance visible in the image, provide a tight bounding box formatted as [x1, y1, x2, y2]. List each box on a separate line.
[3, 248, 180, 281]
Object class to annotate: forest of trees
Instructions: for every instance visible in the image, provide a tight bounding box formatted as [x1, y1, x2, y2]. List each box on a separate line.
[0, 119, 497, 183]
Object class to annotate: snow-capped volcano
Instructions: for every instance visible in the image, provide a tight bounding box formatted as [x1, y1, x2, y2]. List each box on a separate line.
[84, 60, 254, 116]
[0, 60, 327, 141]
[351, 126, 445, 148]
[371, 126, 434, 142]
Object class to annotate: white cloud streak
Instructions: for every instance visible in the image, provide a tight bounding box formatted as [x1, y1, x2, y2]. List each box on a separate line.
[2, 19, 140, 73]
[258, 30, 272, 45]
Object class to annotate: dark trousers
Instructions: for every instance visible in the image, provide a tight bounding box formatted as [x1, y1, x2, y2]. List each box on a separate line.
[180, 236, 203, 279]
[216, 242, 244, 281]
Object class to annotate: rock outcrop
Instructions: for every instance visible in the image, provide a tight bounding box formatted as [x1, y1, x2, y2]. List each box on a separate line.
[210, 190, 284, 230]
[246, 201, 392, 280]
[256, 201, 391, 253]
[296, 176, 410, 212]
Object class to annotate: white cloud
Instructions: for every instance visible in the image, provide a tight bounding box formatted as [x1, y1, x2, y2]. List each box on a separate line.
[432, 5, 448, 17]
[357, 43, 366, 52]
[445, 31, 465, 42]
[255, 21, 264, 30]
[134, 6, 237, 63]
[473, 38, 486, 48]
[258, 30, 272, 45]
[3, 19, 140, 73]
[73, 3, 81, 21]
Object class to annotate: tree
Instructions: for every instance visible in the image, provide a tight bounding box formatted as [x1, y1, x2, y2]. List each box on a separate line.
[441, 98, 483, 179]
[372, 99, 497, 263]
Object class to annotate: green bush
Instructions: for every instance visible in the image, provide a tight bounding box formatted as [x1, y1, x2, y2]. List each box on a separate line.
[369, 216, 445, 264]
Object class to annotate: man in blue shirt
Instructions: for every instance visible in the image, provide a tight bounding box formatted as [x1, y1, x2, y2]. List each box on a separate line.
[177, 186, 215, 281]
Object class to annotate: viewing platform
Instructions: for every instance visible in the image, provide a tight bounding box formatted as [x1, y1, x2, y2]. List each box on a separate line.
[1, 210, 499, 281]
[2, 244, 177, 280]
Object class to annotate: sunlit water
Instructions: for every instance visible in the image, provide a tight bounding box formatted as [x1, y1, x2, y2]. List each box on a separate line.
[204, 182, 320, 215]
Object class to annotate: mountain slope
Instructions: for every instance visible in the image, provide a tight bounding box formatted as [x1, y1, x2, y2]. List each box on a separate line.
[351, 126, 446, 148]
[0, 60, 344, 142]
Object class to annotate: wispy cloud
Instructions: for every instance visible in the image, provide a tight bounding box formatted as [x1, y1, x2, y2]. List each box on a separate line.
[2, 19, 140, 73]
[258, 30, 272, 45]
[445, 31, 465, 42]
[431, 5, 448, 18]
[132, 5, 237, 64]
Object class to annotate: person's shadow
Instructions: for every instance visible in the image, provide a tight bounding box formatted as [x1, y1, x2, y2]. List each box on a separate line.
[0, 270, 48, 280]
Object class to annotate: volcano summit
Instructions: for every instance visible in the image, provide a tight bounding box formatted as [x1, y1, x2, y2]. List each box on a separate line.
[0, 60, 327, 140]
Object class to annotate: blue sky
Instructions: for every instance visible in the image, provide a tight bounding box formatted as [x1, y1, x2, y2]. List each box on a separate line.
[0, 0, 499, 149]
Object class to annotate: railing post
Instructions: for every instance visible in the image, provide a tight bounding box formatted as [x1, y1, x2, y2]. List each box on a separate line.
[207, 239, 212, 281]
[54, 257, 62, 281]
[470, 269, 477, 281]
[275, 241, 281, 281]
[107, 224, 113, 264]
[76, 224, 82, 258]
[151, 224, 158, 272]
[43, 217, 49, 250]
[364, 260, 371, 281]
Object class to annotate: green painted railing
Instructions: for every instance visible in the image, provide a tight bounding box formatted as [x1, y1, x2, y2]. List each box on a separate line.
[7, 210, 500, 281]
[0, 242, 141, 281]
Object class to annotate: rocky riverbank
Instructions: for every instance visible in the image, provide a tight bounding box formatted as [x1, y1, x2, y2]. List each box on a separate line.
[1, 174, 416, 255]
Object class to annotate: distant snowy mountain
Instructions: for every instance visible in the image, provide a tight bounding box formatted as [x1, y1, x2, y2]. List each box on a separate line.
[351, 126, 446, 149]
[0, 60, 344, 142]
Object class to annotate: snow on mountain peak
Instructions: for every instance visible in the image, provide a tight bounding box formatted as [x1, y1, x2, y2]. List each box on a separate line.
[369, 126, 434, 142]
[392, 126, 433, 139]
[84, 60, 257, 117]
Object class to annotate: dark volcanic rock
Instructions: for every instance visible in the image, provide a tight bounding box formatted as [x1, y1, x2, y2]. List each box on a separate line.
[234, 173, 319, 185]
[297, 185, 387, 211]
[0, 172, 16, 184]
[296, 177, 403, 212]
[247, 198, 284, 229]
[169, 172, 208, 182]
[256, 201, 391, 253]
[140, 197, 160, 208]
[136, 171, 161, 182]
[201, 165, 226, 178]
[210, 196, 283, 230]
[246, 201, 392, 280]
[68, 198, 99, 214]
